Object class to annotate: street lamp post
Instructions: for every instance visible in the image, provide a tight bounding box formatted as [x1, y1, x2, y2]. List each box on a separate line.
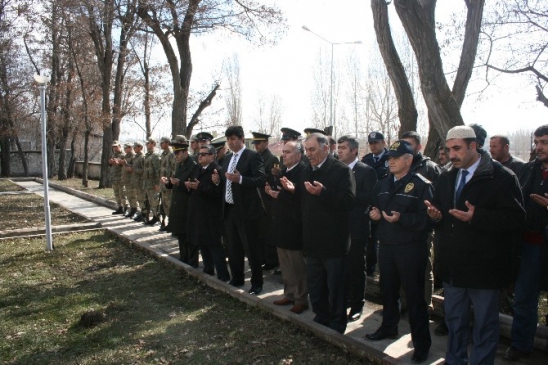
[302, 25, 361, 137]
[34, 73, 53, 251]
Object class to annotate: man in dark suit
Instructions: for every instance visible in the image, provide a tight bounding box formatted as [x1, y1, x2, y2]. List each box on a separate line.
[186, 145, 230, 282]
[252, 131, 281, 271]
[426, 126, 525, 365]
[162, 136, 197, 264]
[337, 135, 377, 322]
[266, 141, 309, 314]
[283, 133, 356, 333]
[212, 126, 266, 295]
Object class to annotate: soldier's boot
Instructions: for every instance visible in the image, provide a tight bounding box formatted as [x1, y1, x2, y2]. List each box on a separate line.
[133, 212, 144, 222]
[159, 221, 167, 232]
[125, 208, 136, 218]
[112, 206, 124, 215]
[145, 216, 159, 226]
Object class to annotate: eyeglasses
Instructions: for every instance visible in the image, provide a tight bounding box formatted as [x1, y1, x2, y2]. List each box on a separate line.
[197, 152, 212, 157]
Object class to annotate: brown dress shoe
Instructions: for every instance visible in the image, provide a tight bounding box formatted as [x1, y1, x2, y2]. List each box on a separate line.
[289, 304, 309, 314]
[273, 298, 294, 306]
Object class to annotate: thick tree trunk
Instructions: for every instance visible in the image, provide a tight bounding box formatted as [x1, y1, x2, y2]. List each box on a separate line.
[82, 128, 90, 187]
[0, 136, 10, 177]
[394, 0, 464, 143]
[371, 0, 418, 134]
[67, 135, 76, 179]
[14, 137, 28, 176]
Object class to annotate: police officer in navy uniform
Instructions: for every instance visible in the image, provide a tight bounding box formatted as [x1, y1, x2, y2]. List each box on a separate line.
[362, 131, 389, 276]
[365, 140, 433, 364]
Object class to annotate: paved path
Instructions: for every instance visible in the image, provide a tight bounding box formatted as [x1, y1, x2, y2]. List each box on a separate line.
[14, 180, 548, 365]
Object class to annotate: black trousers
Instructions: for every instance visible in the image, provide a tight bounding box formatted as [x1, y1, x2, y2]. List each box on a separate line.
[346, 237, 367, 310]
[178, 235, 198, 268]
[307, 256, 347, 334]
[378, 241, 431, 352]
[366, 224, 378, 272]
[224, 204, 263, 287]
[200, 244, 230, 282]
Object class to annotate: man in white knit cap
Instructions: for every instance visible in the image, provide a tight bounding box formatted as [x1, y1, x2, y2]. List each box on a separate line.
[425, 125, 525, 365]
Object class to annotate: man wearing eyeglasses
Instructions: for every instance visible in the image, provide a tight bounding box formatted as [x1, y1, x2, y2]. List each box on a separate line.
[186, 145, 230, 281]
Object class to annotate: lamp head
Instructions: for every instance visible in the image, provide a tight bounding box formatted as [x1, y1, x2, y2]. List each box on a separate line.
[302, 25, 310, 31]
[34, 73, 50, 84]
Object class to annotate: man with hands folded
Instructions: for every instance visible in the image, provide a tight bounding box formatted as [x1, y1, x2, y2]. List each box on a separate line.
[365, 140, 433, 364]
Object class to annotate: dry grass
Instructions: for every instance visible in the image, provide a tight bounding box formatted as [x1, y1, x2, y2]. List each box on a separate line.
[0, 231, 368, 365]
[0, 180, 24, 192]
[53, 177, 115, 201]
[1, 193, 88, 230]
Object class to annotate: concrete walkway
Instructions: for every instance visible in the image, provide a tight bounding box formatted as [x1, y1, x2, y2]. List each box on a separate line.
[12, 180, 548, 365]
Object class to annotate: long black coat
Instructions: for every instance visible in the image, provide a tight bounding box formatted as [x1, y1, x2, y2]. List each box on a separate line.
[300, 155, 356, 258]
[351, 161, 377, 239]
[270, 162, 306, 250]
[431, 151, 525, 289]
[220, 147, 266, 220]
[187, 162, 223, 246]
[166, 157, 196, 236]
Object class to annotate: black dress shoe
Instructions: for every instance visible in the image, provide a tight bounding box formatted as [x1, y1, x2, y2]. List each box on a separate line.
[146, 216, 159, 226]
[158, 225, 168, 232]
[504, 346, 531, 361]
[365, 329, 398, 341]
[348, 308, 363, 322]
[434, 321, 448, 336]
[248, 286, 262, 295]
[228, 279, 244, 287]
[411, 349, 429, 364]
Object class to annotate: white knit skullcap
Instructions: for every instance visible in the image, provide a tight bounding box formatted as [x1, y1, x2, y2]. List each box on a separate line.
[446, 126, 476, 140]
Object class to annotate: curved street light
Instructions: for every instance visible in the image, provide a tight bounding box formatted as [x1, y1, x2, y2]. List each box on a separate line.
[34, 72, 53, 251]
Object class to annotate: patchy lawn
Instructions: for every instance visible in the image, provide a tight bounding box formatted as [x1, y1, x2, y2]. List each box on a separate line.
[0, 231, 367, 365]
[1, 194, 88, 230]
[53, 178, 115, 201]
[0, 180, 24, 192]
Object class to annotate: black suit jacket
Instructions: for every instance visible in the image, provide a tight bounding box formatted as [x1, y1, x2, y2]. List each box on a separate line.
[351, 161, 378, 239]
[221, 147, 266, 220]
[300, 155, 356, 258]
[187, 162, 223, 246]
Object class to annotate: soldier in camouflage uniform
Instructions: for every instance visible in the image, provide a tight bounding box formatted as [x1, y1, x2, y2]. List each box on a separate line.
[142, 137, 162, 226]
[130, 141, 146, 221]
[121, 143, 138, 218]
[108, 141, 127, 215]
[159, 136, 176, 231]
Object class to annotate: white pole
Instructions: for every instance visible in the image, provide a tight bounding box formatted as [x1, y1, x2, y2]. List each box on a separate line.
[35, 75, 53, 251]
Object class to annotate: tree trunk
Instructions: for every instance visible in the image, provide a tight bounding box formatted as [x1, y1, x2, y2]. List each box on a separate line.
[394, 0, 464, 143]
[425, 0, 485, 156]
[0, 136, 10, 177]
[82, 128, 90, 187]
[371, 0, 418, 134]
[14, 136, 28, 176]
[67, 134, 76, 179]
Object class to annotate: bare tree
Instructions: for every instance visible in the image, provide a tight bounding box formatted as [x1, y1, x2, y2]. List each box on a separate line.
[371, 0, 485, 157]
[137, 0, 285, 138]
[482, 0, 548, 107]
[253, 92, 282, 136]
[223, 53, 242, 126]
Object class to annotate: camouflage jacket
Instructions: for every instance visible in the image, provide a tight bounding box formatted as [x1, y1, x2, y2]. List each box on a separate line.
[121, 151, 135, 184]
[109, 151, 125, 182]
[131, 151, 145, 189]
[143, 150, 161, 189]
[160, 149, 176, 180]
